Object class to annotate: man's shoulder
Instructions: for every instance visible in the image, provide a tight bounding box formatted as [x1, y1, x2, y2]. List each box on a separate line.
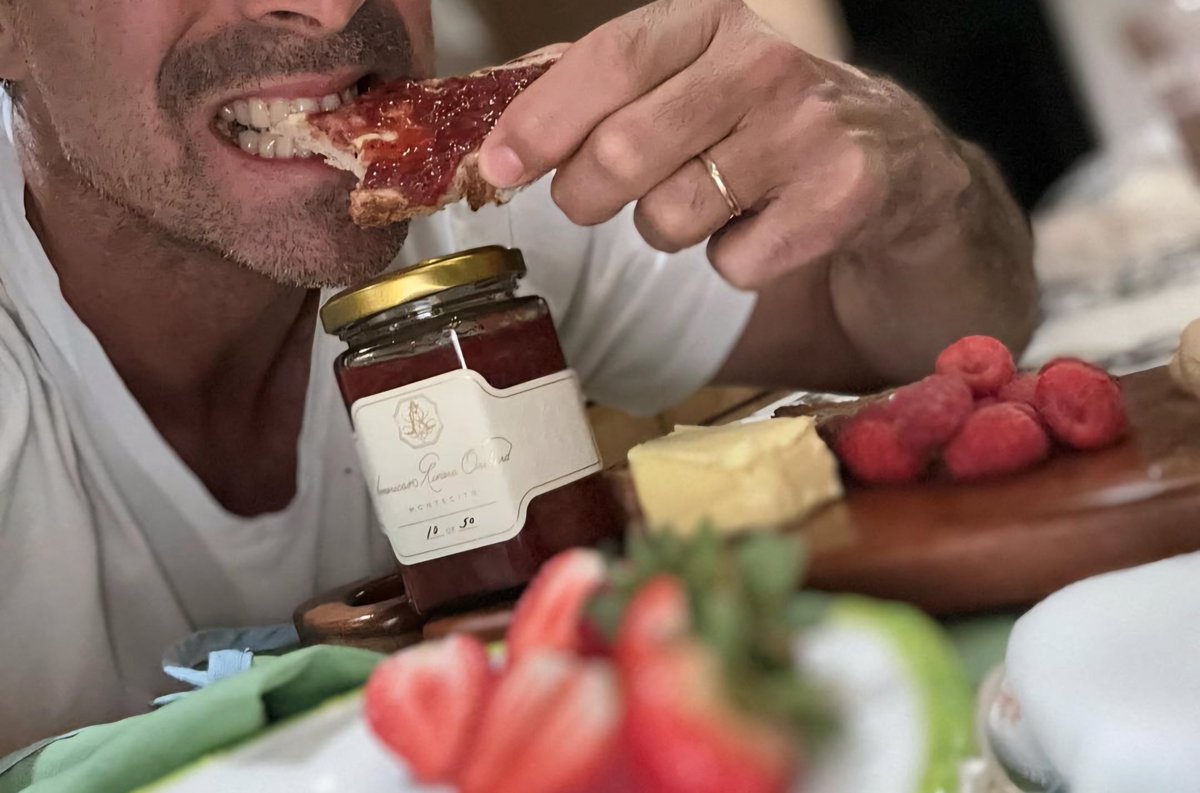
[0, 277, 84, 527]
[0, 276, 37, 350]
[0, 277, 46, 421]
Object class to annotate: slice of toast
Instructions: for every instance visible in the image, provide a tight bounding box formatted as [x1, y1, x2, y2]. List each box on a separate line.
[275, 52, 558, 227]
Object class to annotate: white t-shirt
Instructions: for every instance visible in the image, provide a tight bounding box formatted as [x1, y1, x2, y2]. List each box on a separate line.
[0, 99, 754, 749]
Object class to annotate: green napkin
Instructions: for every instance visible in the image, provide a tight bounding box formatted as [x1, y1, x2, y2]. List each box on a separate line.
[1, 646, 381, 793]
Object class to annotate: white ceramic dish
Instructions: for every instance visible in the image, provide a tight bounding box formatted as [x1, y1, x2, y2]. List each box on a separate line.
[145, 599, 984, 793]
[141, 695, 443, 793]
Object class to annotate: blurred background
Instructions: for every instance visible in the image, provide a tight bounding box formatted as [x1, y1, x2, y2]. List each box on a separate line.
[434, 0, 1120, 209]
[432, 0, 1200, 463]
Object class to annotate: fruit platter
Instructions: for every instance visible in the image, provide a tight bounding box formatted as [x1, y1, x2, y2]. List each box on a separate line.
[137, 533, 986, 793]
[611, 335, 1200, 616]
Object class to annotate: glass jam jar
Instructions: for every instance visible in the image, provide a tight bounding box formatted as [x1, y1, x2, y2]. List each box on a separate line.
[322, 246, 625, 617]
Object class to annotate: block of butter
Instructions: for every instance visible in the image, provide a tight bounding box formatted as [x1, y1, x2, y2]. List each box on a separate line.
[626, 417, 843, 536]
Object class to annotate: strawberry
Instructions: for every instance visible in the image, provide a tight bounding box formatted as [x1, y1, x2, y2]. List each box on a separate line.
[576, 742, 641, 793]
[588, 533, 832, 793]
[458, 651, 621, 793]
[614, 574, 691, 672]
[936, 335, 1017, 397]
[624, 639, 800, 793]
[507, 548, 610, 665]
[363, 634, 494, 784]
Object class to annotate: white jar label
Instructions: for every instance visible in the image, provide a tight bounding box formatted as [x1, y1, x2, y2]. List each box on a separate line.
[351, 369, 602, 565]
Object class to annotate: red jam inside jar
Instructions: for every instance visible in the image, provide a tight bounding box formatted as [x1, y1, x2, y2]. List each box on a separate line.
[323, 246, 625, 617]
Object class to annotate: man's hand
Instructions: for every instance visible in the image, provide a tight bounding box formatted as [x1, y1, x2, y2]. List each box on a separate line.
[480, 0, 958, 287]
[479, 0, 1036, 389]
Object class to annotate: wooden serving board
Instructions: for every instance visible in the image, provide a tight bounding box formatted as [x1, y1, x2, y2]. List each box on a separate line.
[787, 366, 1200, 615]
[612, 366, 1200, 616]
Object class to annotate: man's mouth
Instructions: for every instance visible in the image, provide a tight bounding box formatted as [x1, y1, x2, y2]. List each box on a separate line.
[213, 77, 368, 160]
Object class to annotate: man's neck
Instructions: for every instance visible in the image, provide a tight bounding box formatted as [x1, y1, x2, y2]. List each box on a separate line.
[16, 121, 319, 515]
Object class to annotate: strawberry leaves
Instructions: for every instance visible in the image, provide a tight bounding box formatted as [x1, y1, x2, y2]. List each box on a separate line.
[590, 528, 836, 741]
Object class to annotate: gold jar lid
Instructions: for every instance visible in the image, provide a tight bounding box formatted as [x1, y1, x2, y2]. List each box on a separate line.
[321, 246, 527, 335]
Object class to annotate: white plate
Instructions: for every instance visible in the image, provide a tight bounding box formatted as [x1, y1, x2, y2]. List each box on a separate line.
[142, 695, 444, 793]
[146, 600, 983, 793]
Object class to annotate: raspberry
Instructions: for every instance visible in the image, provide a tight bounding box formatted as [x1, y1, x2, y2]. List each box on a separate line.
[943, 404, 1051, 481]
[857, 400, 899, 422]
[1035, 361, 1128, 450]
[835, 416, 926, 485]
[1007, 402, 1041, 424]
[936, 336, 1017, 397]
[887, 374, 974, 454]
[997, 373, 1040, 409]
[1038, 357, 1110, 378]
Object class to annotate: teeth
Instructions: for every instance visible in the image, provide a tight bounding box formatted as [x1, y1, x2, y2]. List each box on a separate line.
[232, 128, 309, 161]
[291, 98, 319, 115]
[220, 88, 353, 133]
[237, 130, 260, 153]
[219, 86, 356, 160]
[248, 98, 270, 129]
[269, 99, 291, 125]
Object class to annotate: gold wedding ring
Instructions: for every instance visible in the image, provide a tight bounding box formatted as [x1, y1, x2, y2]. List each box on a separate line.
[699, 151, 743, 220]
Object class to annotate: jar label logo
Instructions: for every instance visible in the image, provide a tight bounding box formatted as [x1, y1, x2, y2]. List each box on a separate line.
[394, 395, 442, 448]
[351, 369, 602, 565]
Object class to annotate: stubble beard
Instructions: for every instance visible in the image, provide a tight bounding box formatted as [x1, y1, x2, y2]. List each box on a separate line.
[23, 0, 417, 288]
[57, 132, 410, 288]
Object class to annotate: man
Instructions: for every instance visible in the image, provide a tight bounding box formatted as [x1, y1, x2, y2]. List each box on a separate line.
[0, 0, 1034, 751]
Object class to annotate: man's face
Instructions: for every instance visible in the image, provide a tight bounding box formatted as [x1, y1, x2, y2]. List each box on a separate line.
[5, 0, 434, 287]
